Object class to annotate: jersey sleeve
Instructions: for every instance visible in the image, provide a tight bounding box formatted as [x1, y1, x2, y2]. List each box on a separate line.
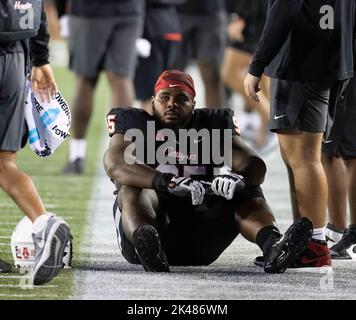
[106, 108, 134, 137]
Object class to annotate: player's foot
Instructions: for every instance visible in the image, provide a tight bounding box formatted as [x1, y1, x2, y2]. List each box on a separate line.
[62, 158, 84, 174]
[326, 223, 344, 244]
[0, 258, 11, 273]
[289, 239, 331, 270]
[330, 227, 356, 260]
[264, 217, 313, 273]
[132, 224, 170, 272]
[30, 216, 71, 285]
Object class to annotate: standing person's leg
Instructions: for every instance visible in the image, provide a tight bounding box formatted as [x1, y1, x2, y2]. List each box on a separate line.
[0, 53, 71, 280]
[279, 132, 328, 228]
[268, 79, 332, 268]
[221, 47, 270, 147]
[63, 16, 116, 173]
[329, 158, 356, 259]
[196, 11, 227, 108]
[105, 15, 143, 108]
[321, 154, 347, 231]
[346, 159, 356, 226]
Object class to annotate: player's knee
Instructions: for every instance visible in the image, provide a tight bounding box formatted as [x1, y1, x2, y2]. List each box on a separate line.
[0, 157, 15, 178]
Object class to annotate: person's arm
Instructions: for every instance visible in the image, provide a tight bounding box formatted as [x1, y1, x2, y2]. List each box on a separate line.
[30, 1, 50, 67]
[103, 133, 159, 189]
[104, 133, 206, 205]
[29, 2, 57, 102]
[230, 135, 266, 186]
[248, 0, 299, 77]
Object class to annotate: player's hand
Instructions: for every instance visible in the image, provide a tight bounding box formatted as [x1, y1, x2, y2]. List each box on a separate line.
[152, 173, 205, 206]
[211, 172, 246, 200]
[244, 73, 261, 103]
[30, 64, 57, 103]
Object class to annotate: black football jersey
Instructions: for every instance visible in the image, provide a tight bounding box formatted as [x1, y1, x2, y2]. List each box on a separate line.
[106, 108, 240, 180]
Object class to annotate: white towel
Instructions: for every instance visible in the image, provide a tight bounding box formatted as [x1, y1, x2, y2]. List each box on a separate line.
[24, 84, 71, 157]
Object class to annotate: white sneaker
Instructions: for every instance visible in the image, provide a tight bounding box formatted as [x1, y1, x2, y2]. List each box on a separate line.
[30, 216, 71, 285]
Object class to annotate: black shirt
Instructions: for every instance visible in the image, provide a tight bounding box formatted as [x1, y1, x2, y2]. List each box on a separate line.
[177, 0, 225, 14]
[71, 0, 145, 17]
[107, 107, 239, 179]
[249, 0, 356, 82]
[0, 1, 49, 67]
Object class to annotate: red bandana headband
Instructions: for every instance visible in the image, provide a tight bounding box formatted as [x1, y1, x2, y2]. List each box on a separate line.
[154, 70, 196, 99]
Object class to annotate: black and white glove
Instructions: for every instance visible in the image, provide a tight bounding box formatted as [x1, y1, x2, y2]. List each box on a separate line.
[152, 173, 205, 206]
[211, 172, 246, 200]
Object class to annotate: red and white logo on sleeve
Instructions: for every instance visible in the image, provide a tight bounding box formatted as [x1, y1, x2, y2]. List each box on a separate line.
[232, 115, 240, 135]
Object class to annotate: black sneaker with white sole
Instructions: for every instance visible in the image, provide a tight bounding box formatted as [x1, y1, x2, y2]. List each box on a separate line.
[330, 227, 356, 260]
[31, 216, 71, 285]
[264, 217, 313, 273]
[132, 224, 170, 272]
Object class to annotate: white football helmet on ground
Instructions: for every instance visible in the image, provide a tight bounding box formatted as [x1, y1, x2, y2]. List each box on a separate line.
[11, 214, 73, 269]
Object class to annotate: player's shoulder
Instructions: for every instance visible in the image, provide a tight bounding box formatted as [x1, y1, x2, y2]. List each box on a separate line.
[193, 107, 235, 124]
[192, 108, 240, 134]
[106, 107, 153, 136]
[107, 107, 151, 119]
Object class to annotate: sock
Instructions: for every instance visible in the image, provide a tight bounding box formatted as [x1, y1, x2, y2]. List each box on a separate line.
[327, 223, 345, 233]
[69, 139, 87, 161]
[312, 227, 326, 241]
[256, 225, 282, 256]
[33, 214, 49, 234]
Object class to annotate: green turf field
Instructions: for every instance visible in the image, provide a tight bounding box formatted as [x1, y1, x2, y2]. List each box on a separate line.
[0, 66, 110, 299]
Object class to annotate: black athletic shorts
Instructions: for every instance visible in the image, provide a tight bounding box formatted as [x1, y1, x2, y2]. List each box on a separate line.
[269, 78, 332, 133]
[134, 38, 180, 101]
[322, 77, 356, 159]
[0, 51, 27, 152]
[113, 186, 264, 266]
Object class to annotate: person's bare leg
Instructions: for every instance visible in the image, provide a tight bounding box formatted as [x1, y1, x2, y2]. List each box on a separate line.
[345, 158, 356, 225]
[236, 198, 277, 243]
[0, 152, 45, 222]
[71, 76, 98, 139]
[278, 131, 328, 228]
[221, 48, 269, 146]
[280, 145, 302, 221]
[107, 71, 135, 107]
[118, 186, 158, 242]
[198, 61, 224, 108]
[322, 154, 347, 229]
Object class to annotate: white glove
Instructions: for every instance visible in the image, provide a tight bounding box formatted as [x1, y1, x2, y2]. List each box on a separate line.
[211, 172, 245, 200]
[168, 177, 205, 206]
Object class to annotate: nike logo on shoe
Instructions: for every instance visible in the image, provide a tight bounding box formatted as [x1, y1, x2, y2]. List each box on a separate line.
[169, 84, 180, 88]
[300, 254, 328, 265]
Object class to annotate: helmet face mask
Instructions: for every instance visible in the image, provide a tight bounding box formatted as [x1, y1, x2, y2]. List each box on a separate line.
[11, 215, 73, 269]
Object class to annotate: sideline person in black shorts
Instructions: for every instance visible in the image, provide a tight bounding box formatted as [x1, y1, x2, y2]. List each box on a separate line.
[244, 0, 356, 269]
[62, 0, 144, 174]
[322, 76, 356, 259]
[0, 1, 71, 285]
[104, 69, 312, 273]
